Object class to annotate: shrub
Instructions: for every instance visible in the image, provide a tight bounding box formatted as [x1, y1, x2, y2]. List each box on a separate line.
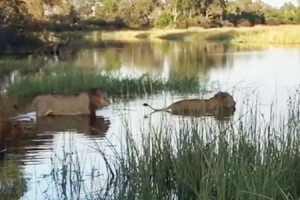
[155, 13, 172, 27]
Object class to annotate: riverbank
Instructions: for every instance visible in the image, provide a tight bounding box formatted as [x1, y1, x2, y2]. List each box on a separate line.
[101, 25, 300, 45]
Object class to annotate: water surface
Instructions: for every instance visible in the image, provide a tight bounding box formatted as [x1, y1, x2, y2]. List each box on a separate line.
[0, 40, 299, 199]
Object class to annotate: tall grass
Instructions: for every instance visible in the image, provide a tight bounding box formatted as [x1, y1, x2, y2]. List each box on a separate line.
[8, 68, 210, 98]
[104, 91, 300, 200]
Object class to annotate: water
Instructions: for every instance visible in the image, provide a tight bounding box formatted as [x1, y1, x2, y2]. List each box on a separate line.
[0, 39, 300, 199]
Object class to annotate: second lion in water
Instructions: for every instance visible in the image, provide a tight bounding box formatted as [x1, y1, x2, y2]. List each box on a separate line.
[143, 91, 236, 120]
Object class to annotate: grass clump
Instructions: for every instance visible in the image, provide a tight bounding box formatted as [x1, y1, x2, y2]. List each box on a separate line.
[107, 91, 300, 200]
[8, 68, 210, 98]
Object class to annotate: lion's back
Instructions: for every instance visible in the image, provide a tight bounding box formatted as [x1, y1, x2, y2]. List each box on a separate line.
[169, 99, 208, 112]
[48, 95, 89, 115]
[33, 93, 90, 116]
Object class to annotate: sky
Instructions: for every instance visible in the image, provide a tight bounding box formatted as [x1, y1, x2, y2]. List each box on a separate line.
[261, 0, 298, 8]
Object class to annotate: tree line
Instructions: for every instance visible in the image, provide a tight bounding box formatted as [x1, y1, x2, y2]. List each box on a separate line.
[0, 0, 300, 30]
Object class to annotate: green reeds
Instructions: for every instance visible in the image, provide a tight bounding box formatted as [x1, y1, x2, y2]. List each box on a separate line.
[8, 68, 210, 98]
[107, 92, 300, 200]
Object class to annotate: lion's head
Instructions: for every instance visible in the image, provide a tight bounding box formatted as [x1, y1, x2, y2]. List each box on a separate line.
[213, 92, 236, 108]
[87, 88, 110, 109]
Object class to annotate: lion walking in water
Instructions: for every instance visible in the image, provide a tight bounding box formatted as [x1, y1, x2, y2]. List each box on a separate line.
[32, 88, 109, 117]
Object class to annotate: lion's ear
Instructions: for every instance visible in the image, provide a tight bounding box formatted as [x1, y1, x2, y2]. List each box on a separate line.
[214, 92, 222, 98]
[215, 92, 228, 99]
[220, 92, 228, 99]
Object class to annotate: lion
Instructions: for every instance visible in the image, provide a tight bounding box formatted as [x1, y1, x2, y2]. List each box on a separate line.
[32, 34, 72, 57]
[31, 88, 109, 117]
[143, 91, 236, 120]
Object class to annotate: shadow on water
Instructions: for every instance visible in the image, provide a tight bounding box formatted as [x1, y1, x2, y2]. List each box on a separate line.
[0, 95, 28, 199]
[35, 115, 111, 137]
[4, 114, 111, 157]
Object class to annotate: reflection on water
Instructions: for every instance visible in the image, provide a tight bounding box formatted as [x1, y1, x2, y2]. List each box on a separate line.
[35, 115, 111, 136]
[0, 40, 300, 199]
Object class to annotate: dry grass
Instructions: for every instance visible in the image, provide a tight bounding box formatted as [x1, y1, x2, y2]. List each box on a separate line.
[101, 25, 300, 45]
[229, 25, 300, 44]
[101, 28, 195, 41]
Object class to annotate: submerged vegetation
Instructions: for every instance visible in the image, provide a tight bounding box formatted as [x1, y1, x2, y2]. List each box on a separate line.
[8, 67, 210, 98]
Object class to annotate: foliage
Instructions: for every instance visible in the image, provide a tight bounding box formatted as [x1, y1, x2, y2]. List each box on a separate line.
[155, 13, 173, 27]
[1, 0, 300, 30]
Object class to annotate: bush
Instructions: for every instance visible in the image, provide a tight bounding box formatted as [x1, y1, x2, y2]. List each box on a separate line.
[155, 13, 172, 27]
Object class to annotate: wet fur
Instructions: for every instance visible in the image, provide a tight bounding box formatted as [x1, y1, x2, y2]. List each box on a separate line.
[32, 88, 109, 117]
[143, 92, 236, 119]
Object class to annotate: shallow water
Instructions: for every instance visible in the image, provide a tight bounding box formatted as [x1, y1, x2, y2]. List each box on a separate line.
[0, 40, 300, 199]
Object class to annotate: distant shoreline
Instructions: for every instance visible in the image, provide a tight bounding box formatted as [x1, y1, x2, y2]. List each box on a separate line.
[99, 25, 300, 45]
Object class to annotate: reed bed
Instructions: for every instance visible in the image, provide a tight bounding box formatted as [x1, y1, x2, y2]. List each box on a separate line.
[8, 68, 210, 98]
